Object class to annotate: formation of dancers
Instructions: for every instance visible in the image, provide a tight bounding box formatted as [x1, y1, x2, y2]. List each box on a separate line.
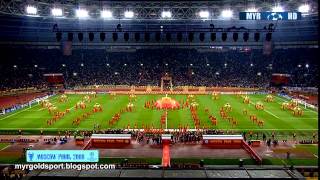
[45, 93, 269, 129]
[219, 106, 238, 127]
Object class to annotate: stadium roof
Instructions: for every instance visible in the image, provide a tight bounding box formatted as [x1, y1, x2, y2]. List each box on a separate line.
[0, 0, 318, 20]
[0, 0, 318, 49]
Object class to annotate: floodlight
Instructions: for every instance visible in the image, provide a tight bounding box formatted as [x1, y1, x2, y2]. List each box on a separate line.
[199, 11, 209, 18]
[124, 11, 134, 18]
[101, 10, 113, 18]
[221, 9, 233, 18]
[161, 11, 172, 18]
[51, 8, 63, 16]
[298, 4, 310, 13]
[26, 6, 37, 15]
[76, 9, 89, 18]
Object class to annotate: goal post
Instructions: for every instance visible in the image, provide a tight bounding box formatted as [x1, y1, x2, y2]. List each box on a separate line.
[161, 76, 173, 92]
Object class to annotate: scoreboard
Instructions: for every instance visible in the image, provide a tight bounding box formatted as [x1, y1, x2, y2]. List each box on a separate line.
[239, 12, 302, 20]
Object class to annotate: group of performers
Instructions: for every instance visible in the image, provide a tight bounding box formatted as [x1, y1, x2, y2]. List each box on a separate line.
[127, 103, 134, 112]
[255, 102, 264, 110]
[47, 111, 68, 126]
[281, 100, 303, 116]
[108, 105, 134, 127]
[219, 106, 238, 127]
[108, 113, 121, 126]
[243, 96, 250, 104]
[212, 92, 219, 100]
[178, 123, 190, 131]
[190, 106, 200, 129]
[265, 95, 274, 102]
[144, 99, 157, 109]
[40, 100, 58, 114]
[83, 95, 91, 103]
[75, 101, 86, 110]
[129, 94, 137, 102]
[160, 111, 167, 127]
[292, 106, 303, 116]
[93, 103, 103, 112]
[72, 111, 93, 126]
[249, 114, 264, 127]
[59, 94, 68, 103]
[209, 115, 218, 126]
[204, 108, 218, 126]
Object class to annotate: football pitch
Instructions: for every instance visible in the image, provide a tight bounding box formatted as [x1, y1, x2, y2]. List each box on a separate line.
[0, 94, 318, 132]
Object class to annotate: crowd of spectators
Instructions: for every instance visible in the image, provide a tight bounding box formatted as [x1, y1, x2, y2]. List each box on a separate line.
[0, 48, 317, 90]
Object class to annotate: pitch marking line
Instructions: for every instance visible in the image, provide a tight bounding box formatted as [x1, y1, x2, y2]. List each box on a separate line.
[0, 145, 10, 151]
[264, 109, 280, 119]
[249, 102, 280, 119]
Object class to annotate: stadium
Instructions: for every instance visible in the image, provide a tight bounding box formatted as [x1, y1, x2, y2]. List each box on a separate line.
[0, 0, 318, 179]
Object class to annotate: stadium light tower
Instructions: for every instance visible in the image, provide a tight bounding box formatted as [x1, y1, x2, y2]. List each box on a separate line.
[26, 6, 37, 15]
[298, 4, 310, 13]
[272, 5, 284, 12]
[76, 9, 89, 18]
[124, 11, 134, 18]
[51, 8, 63, 17]
[161, 11, 172, 18]
[221, 9, 233, 18]
[199, 11, 210, 18]
[101, 10, 113, 18]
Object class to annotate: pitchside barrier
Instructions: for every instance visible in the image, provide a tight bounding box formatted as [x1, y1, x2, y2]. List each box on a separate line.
[202, 135, 262, 164]
[89, 134, 131, 148]
[0, 138, 39, 143]
[64, 90, 266, 95]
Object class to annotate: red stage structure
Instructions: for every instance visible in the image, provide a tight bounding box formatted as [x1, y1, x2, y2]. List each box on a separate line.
[161, 134, 171, 167]
[154, 95, 180, 109]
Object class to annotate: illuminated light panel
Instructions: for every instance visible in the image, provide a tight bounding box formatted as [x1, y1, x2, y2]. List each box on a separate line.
[199, 11, 210, 18]
[161, 11, 172, 18]
[298, 4, 310, 13]
[101, 10, 113, 18]
[124, 11, 134, 18]
[51, 8, 63, 16]
[76, 9, 89, 18]
[221, 9, 233, 18]
[26, 6, 37, 15]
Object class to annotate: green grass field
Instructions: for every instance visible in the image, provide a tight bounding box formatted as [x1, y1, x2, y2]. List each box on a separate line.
[0, 94, 317, 134]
